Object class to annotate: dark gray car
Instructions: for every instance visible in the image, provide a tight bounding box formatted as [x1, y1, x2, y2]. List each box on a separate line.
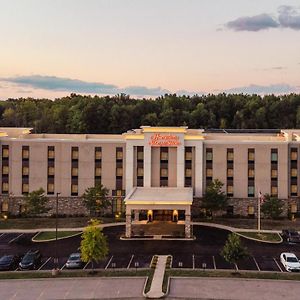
[65, 253, 84, 269]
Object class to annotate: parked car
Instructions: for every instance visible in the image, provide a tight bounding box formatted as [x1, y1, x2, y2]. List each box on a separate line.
[281, 229, 300, 243]
[19, 250, 42, 270]
[280, 252, 300, 272]
[65, 253, 84, 269]
[0, 255, 21, 271]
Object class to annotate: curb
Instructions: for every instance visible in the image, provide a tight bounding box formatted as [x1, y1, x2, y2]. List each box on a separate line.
[235, 232, 283, 244]
[32, 231, 82, 243]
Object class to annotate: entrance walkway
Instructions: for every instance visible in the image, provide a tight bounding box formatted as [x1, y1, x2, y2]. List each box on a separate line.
[146, 255, 168, 298]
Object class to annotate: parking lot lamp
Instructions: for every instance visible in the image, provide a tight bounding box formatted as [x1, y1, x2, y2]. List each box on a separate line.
[55, 192, 61, 269]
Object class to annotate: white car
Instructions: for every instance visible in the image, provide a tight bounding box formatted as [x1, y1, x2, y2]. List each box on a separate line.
[280, 252, 300, 272]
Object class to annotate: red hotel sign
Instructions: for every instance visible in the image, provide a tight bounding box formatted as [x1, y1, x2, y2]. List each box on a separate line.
[149, 134, 181, 147]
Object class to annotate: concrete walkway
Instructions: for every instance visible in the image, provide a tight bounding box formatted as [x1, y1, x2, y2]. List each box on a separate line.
[0, 277, 146, 300]
[146, 255, 168, 298]
[167, 277, 300, 299]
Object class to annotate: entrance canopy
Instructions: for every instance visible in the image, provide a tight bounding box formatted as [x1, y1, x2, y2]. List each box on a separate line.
[125, 187, 193, 206]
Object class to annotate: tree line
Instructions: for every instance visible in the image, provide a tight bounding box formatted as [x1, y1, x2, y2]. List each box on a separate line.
[0, 93, 300, 133]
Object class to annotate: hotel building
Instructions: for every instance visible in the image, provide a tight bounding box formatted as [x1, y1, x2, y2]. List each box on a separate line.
[0, 126, 299, 237]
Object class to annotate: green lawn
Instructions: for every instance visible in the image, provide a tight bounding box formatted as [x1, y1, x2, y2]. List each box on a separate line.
[0, 217, 125, 229]
[236, 232, 282, 242]
[33, 231, 81, 241]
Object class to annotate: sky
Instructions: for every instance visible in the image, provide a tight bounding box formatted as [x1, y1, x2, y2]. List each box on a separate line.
[0, 0, 300, 99]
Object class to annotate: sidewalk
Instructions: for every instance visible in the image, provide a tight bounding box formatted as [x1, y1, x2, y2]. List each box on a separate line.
[167, 277, 300, 299]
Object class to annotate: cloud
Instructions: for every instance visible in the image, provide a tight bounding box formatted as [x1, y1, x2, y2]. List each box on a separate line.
[225, 5, 300, 32]
[225, 13, 279, 31]
[224, 83, 299, 94]
[176, 89, 205, 96]
[1, 75, 118, 94]
[278, 5, 300, 30]
[1, 75, 169, 97]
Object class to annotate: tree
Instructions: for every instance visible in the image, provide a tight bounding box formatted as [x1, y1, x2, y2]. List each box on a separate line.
[80, 219, 109, 272]
[24, 188, 49, 216]
[82, 184, 110, 216]
[202, 179, 228, 218]
[221, 233, 248, 270]
[261, 194, 284, 219]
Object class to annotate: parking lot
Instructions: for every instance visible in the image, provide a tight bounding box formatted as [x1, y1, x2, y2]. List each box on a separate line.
[1, 225, 300, 273]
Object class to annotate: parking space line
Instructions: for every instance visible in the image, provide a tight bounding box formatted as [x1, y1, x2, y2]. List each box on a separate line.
[0, 233, 4, 239]
[8, 233, 24, 244]
[105, 255, 113, 269]
[252, 257, 260, 271]
[39, 257, 51, 270]
[127, 254, 134, 269]
[212, 256, 216, 269]
[273, 257, 283, 272]
[60, 263, 66, 270]
[234, 263, 238, 271]
[83, 262, 89, 269]
[192, 254, 195, 269]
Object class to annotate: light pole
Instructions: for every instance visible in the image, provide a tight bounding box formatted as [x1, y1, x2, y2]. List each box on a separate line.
[55, 192, 61, 269]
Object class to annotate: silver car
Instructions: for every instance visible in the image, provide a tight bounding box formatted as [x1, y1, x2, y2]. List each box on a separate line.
[65, 253, 84, 269]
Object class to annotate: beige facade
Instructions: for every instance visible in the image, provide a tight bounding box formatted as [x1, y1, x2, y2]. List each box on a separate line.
[1, 127, 300, 220]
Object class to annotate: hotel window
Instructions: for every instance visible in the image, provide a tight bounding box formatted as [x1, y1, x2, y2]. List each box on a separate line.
[95, 167, 102, 177]
[47, 183, 54, 194]
[22, 147, 29, 159]
[48, 166, 55, 176]
[112, 190, 125, 213]
[248, 186, 255, 197]
[291, 185, 298, 196]
[291, 168, 298, 177]
[2, 182, 9, 193]
[160, 168, 168, 177]
[227, 168, 233, 178]
[137, 151, 144, 161]
[185, 168, 192, 177]
[160, 149, 168, 161]
[137, 167, 144, 177]
[206, 168, 213, 177]
[185, 151, 192, 161]
[271, 149, 278, 162]
[227, 149, 234, 161]
[116, 167, 123, 177]
[22, 183, 29, 194]
[2, 147, 9, 158]
[116, 148, 123, 160]
[291, 150, 298, 161]
[227, 185, 233, 197]
[271, 186, 278, 197]
[1, 201, 8, 212]
[71, 184, 78, 195]
[22, 166, 29, 176]
[48, 147, 55, 159]
[248, 169, 255, 178]
[2, 165, 9, 175]
[71, 167, 78, 177]
[206, 149, 213, 161]
[248, 149, 255, 162]
[95, 147, 102, 160]
[271, 169, 278, 179]
[71, 147, 79, 160]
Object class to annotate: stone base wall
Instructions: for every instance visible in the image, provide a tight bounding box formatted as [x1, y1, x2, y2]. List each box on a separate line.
[0, 196, 89, 216]
[192, 197, 300, 217]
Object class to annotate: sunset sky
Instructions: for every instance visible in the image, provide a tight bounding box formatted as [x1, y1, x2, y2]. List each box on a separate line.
[1, 0, 300, 99]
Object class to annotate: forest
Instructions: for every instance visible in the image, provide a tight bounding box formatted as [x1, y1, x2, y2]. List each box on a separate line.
[0, 93, 300, 134]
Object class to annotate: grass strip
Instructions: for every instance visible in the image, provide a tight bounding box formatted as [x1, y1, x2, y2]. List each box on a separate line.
[33, 231, 81, 241]
[236, 232, 281, 242]
[166, 269, 300, 281]
[0, 269, 150, 280]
